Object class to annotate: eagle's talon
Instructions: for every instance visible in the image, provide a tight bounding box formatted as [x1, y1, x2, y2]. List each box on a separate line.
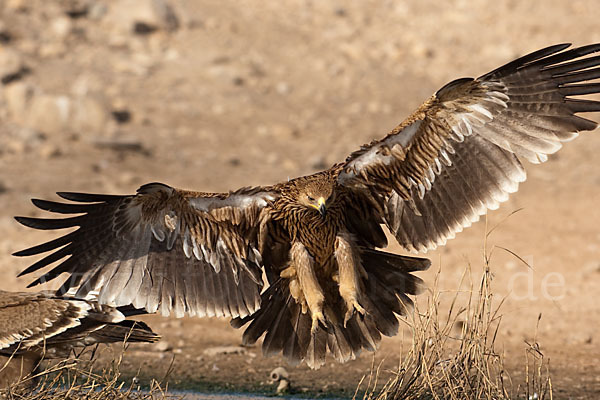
[344, 300, 366, 327]
[311, 311, 326, 333]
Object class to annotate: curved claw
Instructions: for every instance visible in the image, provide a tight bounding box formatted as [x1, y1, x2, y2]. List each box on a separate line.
[311, 311, 326, 334]
[344, 300, 366, 327]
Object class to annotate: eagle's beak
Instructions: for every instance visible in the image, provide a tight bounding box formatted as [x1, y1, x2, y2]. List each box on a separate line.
[317, 197, 327, 218]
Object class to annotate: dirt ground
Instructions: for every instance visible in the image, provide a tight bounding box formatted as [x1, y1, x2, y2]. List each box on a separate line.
[0, 0, 599, 398]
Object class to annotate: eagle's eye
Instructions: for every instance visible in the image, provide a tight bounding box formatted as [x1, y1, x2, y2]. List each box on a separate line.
[307, 195, 315, 202]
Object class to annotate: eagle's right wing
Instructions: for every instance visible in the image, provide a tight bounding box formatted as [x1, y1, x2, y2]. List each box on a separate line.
[14, 183, 278, 318]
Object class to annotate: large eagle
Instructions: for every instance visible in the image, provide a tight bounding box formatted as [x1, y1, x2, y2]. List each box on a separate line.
[14, 44, 600, 369]
[0, 290, 159, 387]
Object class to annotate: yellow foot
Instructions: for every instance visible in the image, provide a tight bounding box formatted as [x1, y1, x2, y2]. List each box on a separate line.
[311, 311, 326, 334]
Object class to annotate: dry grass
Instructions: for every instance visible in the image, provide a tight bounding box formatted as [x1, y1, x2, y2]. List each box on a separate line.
[1, 349, 176, 400]
[361, 262, 552, 400]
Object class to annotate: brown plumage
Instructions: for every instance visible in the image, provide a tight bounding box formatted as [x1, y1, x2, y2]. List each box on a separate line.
[13, 43, 600, 368]
[0, 290, 159, 387]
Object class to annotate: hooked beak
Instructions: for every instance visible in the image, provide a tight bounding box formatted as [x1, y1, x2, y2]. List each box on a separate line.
[316, 197, 327, 218]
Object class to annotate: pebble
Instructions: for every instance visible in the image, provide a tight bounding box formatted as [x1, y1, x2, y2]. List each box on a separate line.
[92, 137, 146, 154]
[107, 0, 179, 34]
[0, 46, 24, 82]
[70, 95, 109, 134]
[38, 143, 62, 159]
[50, 16, 73, 40]
[4, 80, 110, 135]
[29, 94, 71, 134]
[3, 81, 35, 122]
[5, 0, 27, 11]
[154, 341, 172, 352]
[88, 2, 108, 20]
[203, 346, 247, 357]
[276, 82, 291, 94]
[61, 0, 92, 18]
[38, 42, 67, 58]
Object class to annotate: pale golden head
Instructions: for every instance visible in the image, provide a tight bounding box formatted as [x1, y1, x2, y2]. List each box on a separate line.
[296, 176, 336, 217]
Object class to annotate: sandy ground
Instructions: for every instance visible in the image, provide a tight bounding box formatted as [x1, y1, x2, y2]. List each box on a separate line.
[0, 0, 599, 398]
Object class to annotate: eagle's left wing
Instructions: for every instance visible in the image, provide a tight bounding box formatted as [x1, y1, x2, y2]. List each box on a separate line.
[338, 43, 600, 252]
[14, 183, 277, 318]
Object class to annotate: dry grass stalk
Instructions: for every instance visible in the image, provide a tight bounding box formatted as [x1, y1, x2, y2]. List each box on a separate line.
[364, 260, 552, 400]
[0, 345, 176, 400]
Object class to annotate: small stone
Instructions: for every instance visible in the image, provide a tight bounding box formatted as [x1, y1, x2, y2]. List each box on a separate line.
[162, 319, 183, 329]
[5, 139, 26, 154]
[5, 0, 27, 11]
[112, 109, 132, 124]
[334, 7, 347, 17]
[211, 103, 225, 115]
[61, 0, 91, 18]
[154, 341, 172, 352]
[107, 0, 179, 34]
[3, 81, 35, 122]
[0, 22, 13, 44]
[29, 94, 71, 135]
[38, 42, 67, 58]
[0, 47, 24, 82]
[270, 124, 294, 139]
[38, 143, 62, 159]
[232, 76, 244, 86]
[276, 82, 290, 94]
[51, 16, 73, 40]
[18, 39, 37, 55]
[71, 96, 109, 133]
[203, 346, 247, 357]
[88, 2, 108, 20]
[92, 137, 146, 153]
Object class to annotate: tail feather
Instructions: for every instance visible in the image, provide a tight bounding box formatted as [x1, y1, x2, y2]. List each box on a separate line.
[306, 328, 327, 369]
[231, 249, 429, 369]
[282, 304, 309, 365]
[262, 296, 291, 357]
[349, 315, 380, 352]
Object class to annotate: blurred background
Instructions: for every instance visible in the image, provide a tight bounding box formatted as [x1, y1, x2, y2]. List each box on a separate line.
[0, 0, 598, 397]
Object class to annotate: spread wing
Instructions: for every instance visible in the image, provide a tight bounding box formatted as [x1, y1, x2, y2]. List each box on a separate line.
[0, 291, 93, 351]
[14, 183, 278, 318]
[0, 290, 159, 356]
[338, 43, 600, 252]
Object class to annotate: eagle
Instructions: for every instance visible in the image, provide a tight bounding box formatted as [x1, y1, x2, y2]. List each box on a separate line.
[13, 43, 600, 369]
[0, 290, 159, 387]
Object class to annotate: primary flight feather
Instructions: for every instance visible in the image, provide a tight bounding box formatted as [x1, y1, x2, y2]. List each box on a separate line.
[14, 43, 600, 369]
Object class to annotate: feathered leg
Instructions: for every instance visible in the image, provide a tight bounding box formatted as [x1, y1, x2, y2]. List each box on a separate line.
[334, 232, 367, 325]
[289, 241, 326, 333]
